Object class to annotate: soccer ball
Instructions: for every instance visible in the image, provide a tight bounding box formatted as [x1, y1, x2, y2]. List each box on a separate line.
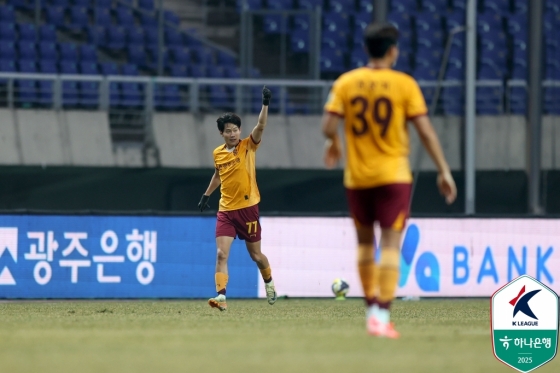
[331, 278, 349, 300]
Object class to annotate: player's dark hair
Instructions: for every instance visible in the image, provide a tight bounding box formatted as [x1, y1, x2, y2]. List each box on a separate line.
[216, 112, 242, 133]
[364, 22, 399, 59]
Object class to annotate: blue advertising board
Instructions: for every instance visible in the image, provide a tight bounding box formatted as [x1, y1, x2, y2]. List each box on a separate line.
[0, 215, 258, 298]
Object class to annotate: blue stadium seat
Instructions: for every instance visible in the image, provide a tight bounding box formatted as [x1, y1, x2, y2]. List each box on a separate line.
[298, 0, 323, 10]
[322, 29, 346, 50]
[79, 61, 98, 75]
[546, 0, 560, 15]
[39, 42, 57, 61]
[140, 13, 158, 27]
[292, 14, 310, 31]
[80, 44, 97, 62]
[508, 86, 526, 114]
[11, 0, 32, 11]
[416, 29, 444, 49]
[391, 0, 417, 12]
[115, 7, 135, 26]
[354, 12, 372, 33]
[0, 59, 16, 74]
[394, 50, 412, 74]
[144, 27, 158, 46]
[88, 26, 106, 46]
[169, 47, 190, 64]
[169, 64, 188, 77]
[357, 0, 373, 13]
[451, 0, 466, 11]
[0, 5, 15, 22]
[191, 46, 214, 65]
[40, 25, 57, 42]
[544, 62, 560, 80]
[507, 14, 527, 35]
[267, 0, 293, 9]
[478, 58, 504, 80]
[138, 0, 155, 11]
[60, 61, 78, 75]
[155, 84, 184, 111]
[100, 62, 119, 75]
[74, 0, 92, 6]
[209, 85, 233, 111]
[422, 0, 449, 12]
[39, 60, 57, 73]
[0, 22, 16, 41]
[217, 51, 236, 66]
[121, 82, 143, 108]
[68, 6, 89, 31]
[207, 65, 225, 78]
[323, 12, 350, 32]
[50, 0, 71, 6]
[478, 12, 503, 33]
[476, 86, 503, 115]
[165, 27, 182, 46]
[62, 81, 80, 107]
[320, 49, 344, 73]
[290, 30, 309, 52]
[236, 0, 262, 11]
[80, 81, 100, 107]
[146, 47, 169, 70]
[183, 33, 203, 47]
[0, 41, 15, 60]
[18, 41, 36, 60]
[512, 0, 527, 14]
[544, 88, 560, 114]
[164, 10, 181, 26]
[109, 82, 120, 107]
[413, 58, 438, 80]
[263, 15, 285, 34]
[224, 66, 240, 78]
[128, 45, 147, 66]
[511, 58, 527, 80]
[45, 7, 66, 27]
[59, 42, 78, 60]
[416, 12, 443, 31]
[17, 60, 38, 104]
[445, 11, 465, 31]
[329, 0, 354, 13]
[18, 23, 37, 42]
[350, 49, 367, 69]
[387, 11, 412, 30]
[512, 37, 527, 60]
[94, 8, 113, 26]
[106, 26, 126, 50]
[415, 48, 443, 66]
[190, 64, 206, 78]
[483, 0, 511, 14]
[128, 27, 145, 46]
[442, 86, 463, 115]
[122, 63, 139, 76]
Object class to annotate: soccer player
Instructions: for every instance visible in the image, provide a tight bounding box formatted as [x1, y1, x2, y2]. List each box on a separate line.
[198, 86, 277, 311]
[321, 23, 457, 338]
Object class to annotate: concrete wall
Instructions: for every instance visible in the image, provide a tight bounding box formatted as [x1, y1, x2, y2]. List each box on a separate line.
[2, 110, 560, 170]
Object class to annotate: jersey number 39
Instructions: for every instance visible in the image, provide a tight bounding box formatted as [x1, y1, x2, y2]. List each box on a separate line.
[350, 96, 394, 137]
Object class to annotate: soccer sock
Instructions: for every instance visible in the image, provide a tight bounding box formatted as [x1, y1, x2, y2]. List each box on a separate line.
[378, 248, 400, 310]
[215, 272, 228, 295]
[259, 267, 272, 283]
[357, 244, 377, 306]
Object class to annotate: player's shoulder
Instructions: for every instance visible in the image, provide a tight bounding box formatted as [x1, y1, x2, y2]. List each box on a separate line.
[386, 69, 418, 85]
[335, 67, 368, 84]
[212, 144, 226, 156]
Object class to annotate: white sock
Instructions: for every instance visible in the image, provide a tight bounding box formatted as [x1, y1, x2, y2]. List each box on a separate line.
[366, 304, 379, 318]
[376, 307, 390, 324]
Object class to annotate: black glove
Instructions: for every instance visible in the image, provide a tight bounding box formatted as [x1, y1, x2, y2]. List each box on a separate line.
[198, 194, 210, 212]
[262, 85, 271, 106]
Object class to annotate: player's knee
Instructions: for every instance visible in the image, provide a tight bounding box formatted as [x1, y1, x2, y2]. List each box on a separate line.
[216, 248, 229, 262]
[249, 251, 262, 263]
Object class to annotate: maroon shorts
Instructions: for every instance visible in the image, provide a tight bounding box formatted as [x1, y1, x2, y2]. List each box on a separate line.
[346, 183, 412, 231]
[216, 204, 261, 242]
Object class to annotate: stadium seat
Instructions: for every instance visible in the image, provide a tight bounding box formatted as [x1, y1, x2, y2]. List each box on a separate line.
[165, 28, 183, 46]
[354, 12, 372, 33]
[483, 0, 511, 14]
[298, 0, 323, 10]
[60, 61, 79, 75]
[224, 66, 241, 78]
[18, 23, 37, 42]
[140, 13, 158, 28]
[0, 41, 15, 60]
[544, 88, 560, 114]
[320, 49, 345, 73]
[100, 62, 119, 75]
[478, 58, 504, 80]
[266, 0, 293, 9]
[39, 42, 57, 61]
[357, 0, 373, 13]
[478, 13, 503, 33]
[263, 15, 285, 34]
[387, 11, 412, 30]
[79, 61, 98, 75]
[209, 85, 233, 111]
[122, 64, 139, 76]
[45, 7, 66, 27]
[169, 47, 190, 64]
[106, 26, 126, 51]
[329, 0, 354, 13]
[546, 0, 560, 15]
[39, 25, 57, 43]
[191, 46, 214, 65]
[476, 86, 503, 115]
[0, 22, 16, 41]
[128, 27, 145, 47]
[50, 0, 70, 6]
[62, 81, 80, 107]
[115, 7, 135, 26]
[508, 86, 527, 114]
[164, 10, 181, 26]
[394, 50, 412, 73]
[60, 43, 79, 61]
[144, 27, 158, 46]
[445, 57, 464, 80]
[292, 14, 310, 31]
[138, 0, 155, 11]
[217, 51, 236, 66]
[88, 26, 107, 46]
[350, 49, 367, 69]
[190, 64, 206, 78]
[507, 14, 527, 35]
[74, 0, 92, 6]
[11, 0, 32, 11]
[511, 58, 527, 80]
[207, 66, 225, 78]
[169, 64, 188, 77]
[445, 11, 465, 31]
[0, 59, 16, 73]
[290, 30, 309, 53]
[80, 44, 97, 62]
[321, 29, 346, 50]
[146, 47, 170, 71]
[422, 0, 449, 12]
[68, 6, 89, 31]
[0, 5, 15, 22]
[94, 8, 113, 26]
[413, 59, 438, 80]
[80, 81, 100, 107]
[121, 82, 144, 108]
[18, 41, 36, 60]
[391, 0, 417, 12]
[128, 45, 147, 66]
[236, 0, 262, 11]
[416, 29, 445, 50]
[155, 84, 184, 110]
[323, 12, 350, 32]
[512, 0, 528, 14]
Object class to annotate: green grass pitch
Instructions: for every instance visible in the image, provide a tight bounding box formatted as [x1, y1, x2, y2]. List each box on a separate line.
[0, 299, 558, 373]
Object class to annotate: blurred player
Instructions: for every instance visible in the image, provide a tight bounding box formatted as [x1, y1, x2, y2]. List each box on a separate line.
[198, 86, 277, 311]
[321, 23, 457, 338]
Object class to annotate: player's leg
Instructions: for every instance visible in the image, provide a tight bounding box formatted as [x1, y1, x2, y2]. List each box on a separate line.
[245, 240, 277, 305]
[209, 212, 236, 311]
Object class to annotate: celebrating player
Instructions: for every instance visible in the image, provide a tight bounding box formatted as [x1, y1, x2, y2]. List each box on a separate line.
[321, 23, 457, 338]
[198, 86, 277, 311]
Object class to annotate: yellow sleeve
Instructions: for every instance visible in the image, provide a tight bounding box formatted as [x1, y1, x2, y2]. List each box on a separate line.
[324, 79, 345, 117]
[405, 78, 428, 120]
[246, 135, 260, 151]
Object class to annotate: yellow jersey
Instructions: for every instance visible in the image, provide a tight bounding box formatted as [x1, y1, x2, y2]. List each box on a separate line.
[324, 67, 428, 189]
[213, 135, 261, 211]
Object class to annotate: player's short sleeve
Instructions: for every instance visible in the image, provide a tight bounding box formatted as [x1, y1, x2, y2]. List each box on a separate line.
[324, 79, 345, 117]
[247, 135, 260, 151]
[405, 77, 428, 120]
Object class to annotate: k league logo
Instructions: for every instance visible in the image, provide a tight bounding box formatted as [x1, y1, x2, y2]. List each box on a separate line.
[510, 285, 541, 321]
[0, 227, 18, 285]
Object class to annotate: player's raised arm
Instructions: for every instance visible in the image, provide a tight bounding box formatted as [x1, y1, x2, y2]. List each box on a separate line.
[410, 115, 457, 204]
[198, 168, 221, 212]
[251, 86, 271, 144]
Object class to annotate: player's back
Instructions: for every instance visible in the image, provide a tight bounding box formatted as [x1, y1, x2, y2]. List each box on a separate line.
[325, 67, 428, 189]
